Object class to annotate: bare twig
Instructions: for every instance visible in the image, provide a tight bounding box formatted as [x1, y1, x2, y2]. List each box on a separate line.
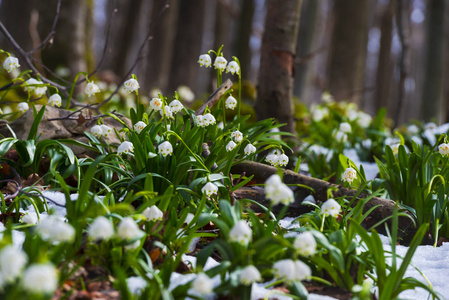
[195, 79, 233, 115]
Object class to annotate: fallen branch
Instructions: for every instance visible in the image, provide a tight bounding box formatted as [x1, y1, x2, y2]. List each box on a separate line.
[194, 79, 233, 116]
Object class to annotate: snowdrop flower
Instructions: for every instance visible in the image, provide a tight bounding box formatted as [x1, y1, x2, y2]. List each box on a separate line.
[160, 105, 173, 119]
[17, 102, 29, 113]
[22, 263, 58, 294]
[48, 94, 62, 107]
[191, 273, 213, 296]
[342, 167, 357, 183]
[264, 174, 294, 206]
[356, 112, 372, 128]
[226, 140, 237, 152]
[150, 98, 163, 111]
[265, 153, 278, 165]
[334, 130, 348, 143]
[133, 121, 146, 133]
[91, 125, 103, 137]
[214, 56, 227, 72]
[231, 130, 243, 143]
[178, 85, 195, 103]
[321, 199, 341, 218]
[277, 153, 289, 167]
[35, 216, 75, 243]
[273, 259, 311, 283]
[158, 141, 173, 157]
[25, 78, 47, 97]
[117, 217, 144, 241]
[226, 60, 240, 75]
[117, 141, 134, 155]
[312, 108, 324, 122]
[265, 149, 288, 167]
[339, 122, 351, 133]
[85, 81, 100, 97]
[3, 56, 20, 73]
[0, 245, 27, 285]
[127, 276, 147, 296]
[439, 143, 449, 157]
[202, 182, 218, 197]
[203, 113, 216, 126]
[244, 143, 256, 155]
[100, 124, 113, 137]
[239, 265, 261, 286]
[229, 220, 252, 246]
[195, 115, 206, 127]
[425, 122, 437, 131]
[169, 99, 184, 114]
[407, 124, 420, 135]
[88, 216, 114, 241]
[143, 205, 163, 222]
[21, 212, 38, 224]
[225, 96, 237, 110]
[198, 54, 212, 67]
[294, 231, 317, 256]
[124, 78, 140, 93]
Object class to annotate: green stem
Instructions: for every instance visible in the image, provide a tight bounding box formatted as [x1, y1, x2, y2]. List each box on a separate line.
[167, 131, 209, 172]
[320, 215, 326, 232]
[66, 72, 88, 109]
[238, 73, 241, 119]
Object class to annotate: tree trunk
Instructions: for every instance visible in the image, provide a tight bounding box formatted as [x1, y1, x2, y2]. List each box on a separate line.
[326, 0, 369, 105]
[420, 0, 446, 123]
[168, 0, 206, 95]
[234, 0, 255, 81]
[255, 0, 302, 134]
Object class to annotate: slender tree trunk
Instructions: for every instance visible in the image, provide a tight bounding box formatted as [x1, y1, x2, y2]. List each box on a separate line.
[255, 0, 302, 134]
[326, 0, 369, 105]
[420, 0, 446, 123]
[235, 0, 255, 80]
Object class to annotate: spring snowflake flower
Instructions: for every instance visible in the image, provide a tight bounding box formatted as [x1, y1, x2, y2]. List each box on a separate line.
[202, 182, 218, 197]
[203, 113, 216, 126]
[88, 216, 114, 241]
[294, 231, 317, 256]
[339, 122, 351, 133]
[321, 199, 341, 218]
[127, 276, 147, 296]
[321, 92, 334, 103]
[277, 153, 289, 167]
[117, 141, 134, 155]
[229, 220, 252, 246]
[439, 143, 449, 157]
[391, 143, 400, 156]
[198, 54, 212, 67]
[35, 216, 75, 243]
[342, 167, 357, 183]
[225, 96, 237, 110]
[117, 217, 144, 241]
[100, 125, 113, 137]
[226, 140, 237, 152]
[160, 105, 173, 119]
[0, 108, 2, 114]
[273, 259, 311, 283]
[334, 130, 348, 143]
[231, 130, 243, 143]
[91, 125, 103, 137]
[85, 81, 100, 97]
[21, 212, 38, 224]
[158, 141, 173, 157]
[191, 273, 213, 296]
[356, 112, 372, 128]
[143, 205, 163, 222]
[124, 78, 140, 93]
[264, 174, 294, 206]
[226, 60, 240, 75]
[177, 85, 195, 103]
[407, 124, 420, 135]
[25, 78, 47, 97]
[0, 245, 28, 285]
[239, 265, 261, 286]
[22, 263, 58, 294]
[169, 99, 184, 114]
[3, 56, 20, 73]
[214, 56, 227, 72]
[48, 94, 62, 107]
[150, 98, 163, 111]
[265, 149, 288, 167]
[244, 143, 256, 155]
[195, 115, 206, 127]
[133, 121, 146, 134]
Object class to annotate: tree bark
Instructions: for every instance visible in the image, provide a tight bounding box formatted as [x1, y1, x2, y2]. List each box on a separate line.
[326, 0, 369, 105]
[255, 0, 302, 134]
[234, 0, 255, 81]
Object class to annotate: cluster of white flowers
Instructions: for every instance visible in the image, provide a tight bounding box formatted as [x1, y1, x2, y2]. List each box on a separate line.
[195, 113, 216, 127]
[117, 141, 134, 155]
[439, 143, 449, 157]
[202, 182, 218, 197]
[17, 102, 29, 113]
[311, 106, 329, 122]
[198, 53, 240, 75]
[91, 124, 113, 138]
[0, 245, 28, 287]
[264, 174, 294, 206]
[225, 96, 237, 110]
[22, 263, 58, 294]
[25, 78, 47, 97]
[293, 231, 317, 256]
[321, 199, 341, 218]
[229, 220, 252, 246]
[48, 94, 62, 107]
[85, 81, 100, 97]
[265, 149, 289, 167]
[160, 105, 173, 119]
[244, 143, 256, 155]
[133, 121, 147, 134]
[35, 216, 75, 243]
[3, 56, 20, 73]
[158, 141, 173, 157]
[169, 99, 184, 114]
[231, 130, 243, 143]
[88, 216, 115, 241]
[342, 167, 357, 183]
[117, 217, 145, 241]
[239, 265, 261, 286]
[142, 205, 164, 221]
[339, 122, 352, 133]
[124, 78, 140, 93]
[273, 259, 311, 283]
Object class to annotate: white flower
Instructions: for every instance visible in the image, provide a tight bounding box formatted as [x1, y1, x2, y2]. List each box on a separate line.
[117, 217, 144, 241]
[293, 260, 312, 281]
[321, 199, 341, 218]
[195, 115, 206, 127]
[356, 112, 371, 128]
[231, 130, 243, 143]
[191, 273, 213, 296]
[22, 263, 58, 294]
[0, 108, 2, 114]
[185, 213, 195, 224]
[100, 124, 113, 137]
[391, 143, 400, 155]
[124, 78, 140, 93]
[225, 96, 237, 110]
[169, 100, 184, 114]
[339, 122, 351, 133]
[439, 143, 449, 157]
[244, 144, 256, 155]
[277, 153, 289, 167]
[321, 92, 334, 103]
[160, 105, 173, 119]
[229, 220, 252, 246]
[265, 174, 294, 206]
[226, 60, 240, 75]
[214, 56, 227, 72]
[117, 141, 134, 154]
[3, 56, 20, 73]
[198, 54, 212, 67]
[293, 231, 316, 256]
[158, 141, 173, 157]
[265, 149, 288, 167]
[273, 259, 311, 283]
[143, 205, 164, 222]
[0, 245, 28, 284]
[85, 81, 100, 97]
[407, 124, 420, 135]
[178, 86, 195, 103]
[203, 113, 216, 126]
[127, 276, 147, 296]
[334, 130, 348, 143]
[48, 94, 62, 107]
[133, 121, 146, 133]
[150, 88, 162, 98]
[91, 125, 103, 137]
[88, 216, 114, 241]
[202, 182, 218, 197]
[342, 167, 357, 183]
[17, 102, 29, 113]
[35, 216, 75, 243]
[25, 78, 47, 97]
[21, 212, 38, 224]
[239, 265, 261, 286]
[226, 141, 237, 152]
[150, 98, 163, 111]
